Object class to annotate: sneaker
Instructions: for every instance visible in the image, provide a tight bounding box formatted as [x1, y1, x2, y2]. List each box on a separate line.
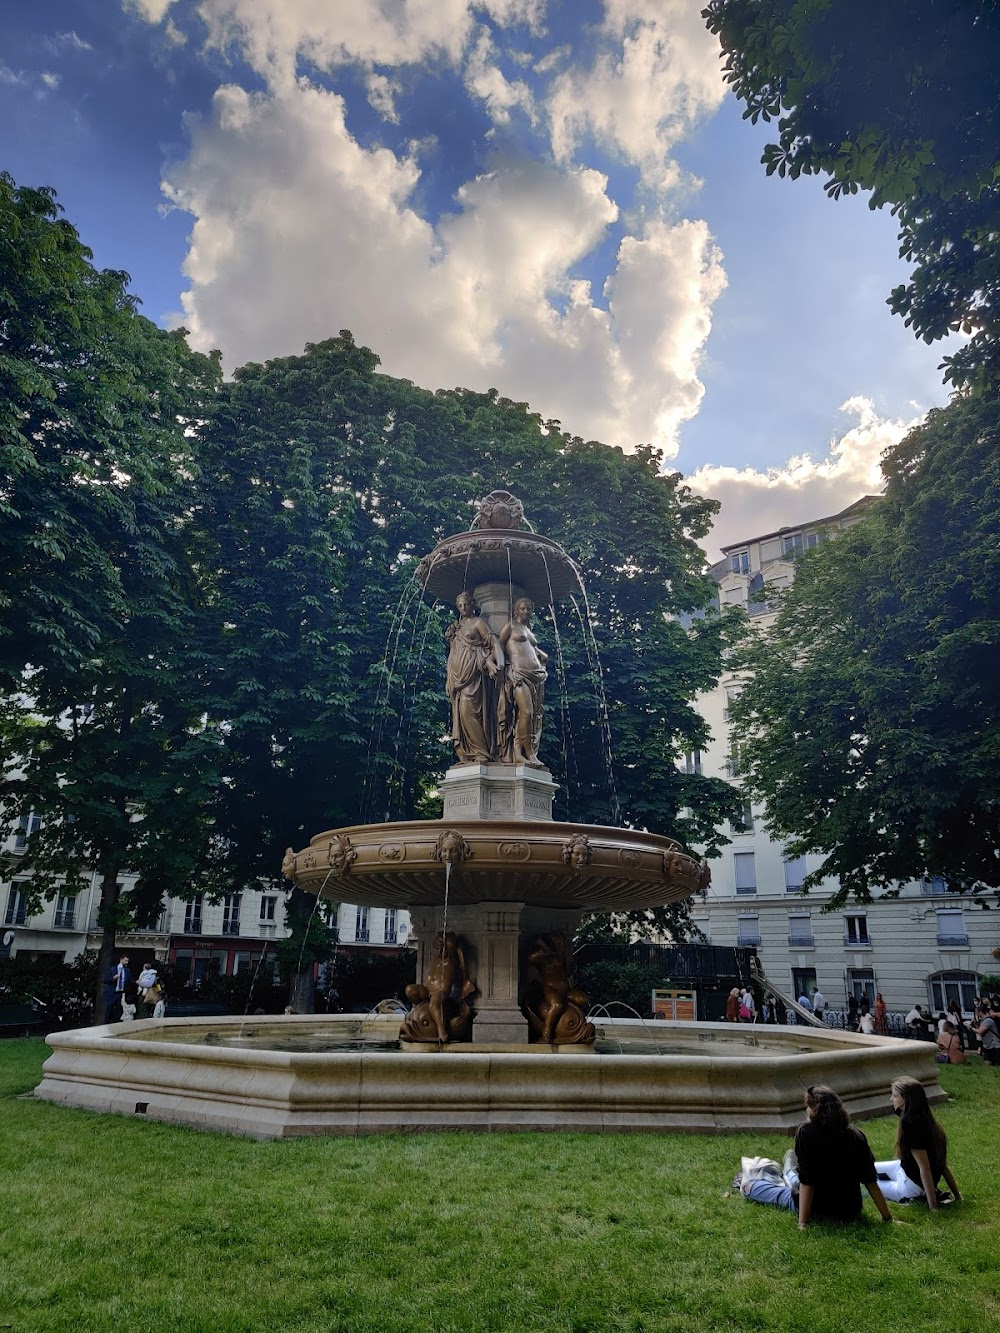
[782, 1148, 799, 1186]
[732, 1170, 745, 1194]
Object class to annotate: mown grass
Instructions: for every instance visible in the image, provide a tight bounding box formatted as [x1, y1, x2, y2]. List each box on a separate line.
[1, 1040, 997, 1332]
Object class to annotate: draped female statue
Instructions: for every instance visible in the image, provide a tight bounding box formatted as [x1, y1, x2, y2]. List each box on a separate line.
[445, 592, 504, 763]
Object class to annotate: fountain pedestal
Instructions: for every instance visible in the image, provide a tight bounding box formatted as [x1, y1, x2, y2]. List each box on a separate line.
[440, 762, 558, 821]
[409, 900, 584, 1043]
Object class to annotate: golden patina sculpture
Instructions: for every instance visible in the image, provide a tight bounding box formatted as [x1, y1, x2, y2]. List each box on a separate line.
[445, 592, 503, 764]
[499, 597, 547, 768]
[524, 932, 596, 1046]
[400, 932, 477, 1043]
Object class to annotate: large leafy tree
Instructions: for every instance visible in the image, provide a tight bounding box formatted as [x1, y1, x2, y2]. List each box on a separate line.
[728, 393, 1000, 903]
[703, 0, 1000, 390]
[191, 335, 742, 955]
[0, 174, 222, 1018]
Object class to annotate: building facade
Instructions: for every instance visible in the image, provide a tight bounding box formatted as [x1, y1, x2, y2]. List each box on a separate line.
[693, 498, 998, 1016]
[1, 815, 410, 980]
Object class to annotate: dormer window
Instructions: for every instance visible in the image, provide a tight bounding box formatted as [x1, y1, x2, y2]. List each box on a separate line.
[729, 550, 750, 574]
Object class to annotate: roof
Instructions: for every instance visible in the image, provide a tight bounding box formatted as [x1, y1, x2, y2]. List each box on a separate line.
[719, 495, 881, 555]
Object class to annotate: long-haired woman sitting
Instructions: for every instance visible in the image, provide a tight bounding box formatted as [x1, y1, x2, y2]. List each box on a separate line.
[875, 1076, 962, 1208]
[741, 1084, 893, 1230]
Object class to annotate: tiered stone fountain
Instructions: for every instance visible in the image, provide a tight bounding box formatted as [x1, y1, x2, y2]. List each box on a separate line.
[284, 491, 708, 1048]
[35, 492, 942, 1136]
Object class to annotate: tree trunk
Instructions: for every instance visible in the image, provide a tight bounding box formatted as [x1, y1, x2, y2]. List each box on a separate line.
[289, 966, 315, 1014]
[91, 864, 121, 1025]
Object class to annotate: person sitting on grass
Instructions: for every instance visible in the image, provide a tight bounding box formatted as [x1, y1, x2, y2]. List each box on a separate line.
[875, 1077, 962, 1208]
[736, 1084, 894, 1230]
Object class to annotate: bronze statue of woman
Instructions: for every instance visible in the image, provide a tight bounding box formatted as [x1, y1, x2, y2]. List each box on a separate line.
[445, 591, 503, 763]
[499, 597, 547, 767]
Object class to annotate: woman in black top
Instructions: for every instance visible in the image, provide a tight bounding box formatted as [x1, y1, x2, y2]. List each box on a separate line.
[874, 1076, 962, 1207]
[742, 1084, 893, 1229]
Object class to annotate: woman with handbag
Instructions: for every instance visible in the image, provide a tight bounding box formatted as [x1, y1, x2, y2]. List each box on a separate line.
[936, 1021, 966, 1064]
[874, 1076, 963, 1208]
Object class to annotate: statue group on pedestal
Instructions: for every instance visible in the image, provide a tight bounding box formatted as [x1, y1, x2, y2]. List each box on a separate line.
[445, 592, 548, 767]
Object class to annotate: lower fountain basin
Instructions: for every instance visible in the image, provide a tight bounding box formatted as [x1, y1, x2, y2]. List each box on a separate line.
[35, 1015, 944, 1138]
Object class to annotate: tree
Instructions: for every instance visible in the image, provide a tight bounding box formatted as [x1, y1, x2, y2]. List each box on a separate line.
[191, 336, 743, 954]
[728, 393, 1000, 903]
[0, 174, 222, 1018]
[702, 1, 1000, 390]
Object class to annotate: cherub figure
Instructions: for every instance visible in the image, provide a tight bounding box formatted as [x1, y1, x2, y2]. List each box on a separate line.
[400, 932, 476, 1043]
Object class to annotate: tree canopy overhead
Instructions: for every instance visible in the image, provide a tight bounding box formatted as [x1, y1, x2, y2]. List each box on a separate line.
[728, 392, 1000, 904]
[703, 0, 1000, 390]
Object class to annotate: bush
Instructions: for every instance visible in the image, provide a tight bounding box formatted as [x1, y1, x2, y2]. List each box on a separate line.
[0, 953, 99, 1029]
[576, 960, 663, 1017]
[322, 948, 416, 1012]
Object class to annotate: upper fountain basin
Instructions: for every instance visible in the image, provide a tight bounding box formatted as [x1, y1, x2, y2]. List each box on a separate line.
[286, 818, 708, 912]
[416, 529, 582, 607]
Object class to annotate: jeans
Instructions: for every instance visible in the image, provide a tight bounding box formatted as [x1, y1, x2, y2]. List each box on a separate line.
[745, 1177, 797, 1213]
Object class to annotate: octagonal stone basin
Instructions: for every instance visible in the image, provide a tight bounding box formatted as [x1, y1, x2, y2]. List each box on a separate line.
[35, 1015, 943, 1139]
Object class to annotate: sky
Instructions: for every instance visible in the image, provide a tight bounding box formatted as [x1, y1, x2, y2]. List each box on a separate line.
[1, 0, 958, 557]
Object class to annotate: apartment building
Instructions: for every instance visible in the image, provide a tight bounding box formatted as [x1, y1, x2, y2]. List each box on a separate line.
[1, 812, 410, 978]
[692, 498, 998, 1016]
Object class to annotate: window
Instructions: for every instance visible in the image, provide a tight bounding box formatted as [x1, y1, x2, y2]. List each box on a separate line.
[384, 908, 397, 944]
[792, 968, 817, 1002]
[783, 856, 807, 893]
[848, 968, 875, 1003]
[929, 971, 978, 1014]
[183, 894, 203, 935]
[54, 894, 76, 929]
[736, 913, 759, 946]
[921, 876, 953, 896]
[729, 550, 749, 575]
[724, 747, 743, 778]
[936, 909, 968, 947]
[730, 800, 754, 835]
[844, 914, 870, 946]
[13, 812, 41, 851]
[232, 951, 254, 976]
[259, 896, 277, 922]
[734, 852, 756, 895]
[805, 531, 825, 550]
[355, 906, 370, 943]
[788, 912, 813, 947]
[4, 885, 28, 926]
[222, 893, 241, 936]
[723, 686, 742, 721]
[782, 532, 804, 557]
[682, 750, 702, 776]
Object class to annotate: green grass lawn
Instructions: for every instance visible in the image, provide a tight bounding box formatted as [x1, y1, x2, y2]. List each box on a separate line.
[1, 1040, 997, 1333]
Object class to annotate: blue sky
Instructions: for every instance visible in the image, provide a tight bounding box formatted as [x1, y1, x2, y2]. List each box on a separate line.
[1, 0, 955, 553]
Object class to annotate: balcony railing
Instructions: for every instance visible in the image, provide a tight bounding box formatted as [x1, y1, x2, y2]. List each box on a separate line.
[735, 885, 757, 896]
[844, 935, 871, 947]
[937, 934, 969, 947]
[53, 909, 77, 929]
[788, 934, 814, 948]
[736, 933, 761, 947]
[723, 755, 743, 777]
[222, 920, 241, 936]
[355, 928, 370, 943]
[384, 928, 397, 944]
[184, 919, 203, 935]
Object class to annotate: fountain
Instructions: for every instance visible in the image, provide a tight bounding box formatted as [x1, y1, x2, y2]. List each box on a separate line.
[35, 492, 942, 1135]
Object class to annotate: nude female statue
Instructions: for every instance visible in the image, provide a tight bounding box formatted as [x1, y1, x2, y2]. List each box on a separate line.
[445, 591, 504, 763]
[524, 933, 596, 1046]
[499, 597, 547, 767]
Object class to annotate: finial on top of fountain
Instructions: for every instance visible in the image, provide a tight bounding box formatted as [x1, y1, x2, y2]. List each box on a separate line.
[472, 490, 526, 532]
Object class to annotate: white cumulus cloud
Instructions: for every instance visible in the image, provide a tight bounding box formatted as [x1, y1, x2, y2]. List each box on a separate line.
[162, 78, 725, 453]
[688, 397, 924, 558]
